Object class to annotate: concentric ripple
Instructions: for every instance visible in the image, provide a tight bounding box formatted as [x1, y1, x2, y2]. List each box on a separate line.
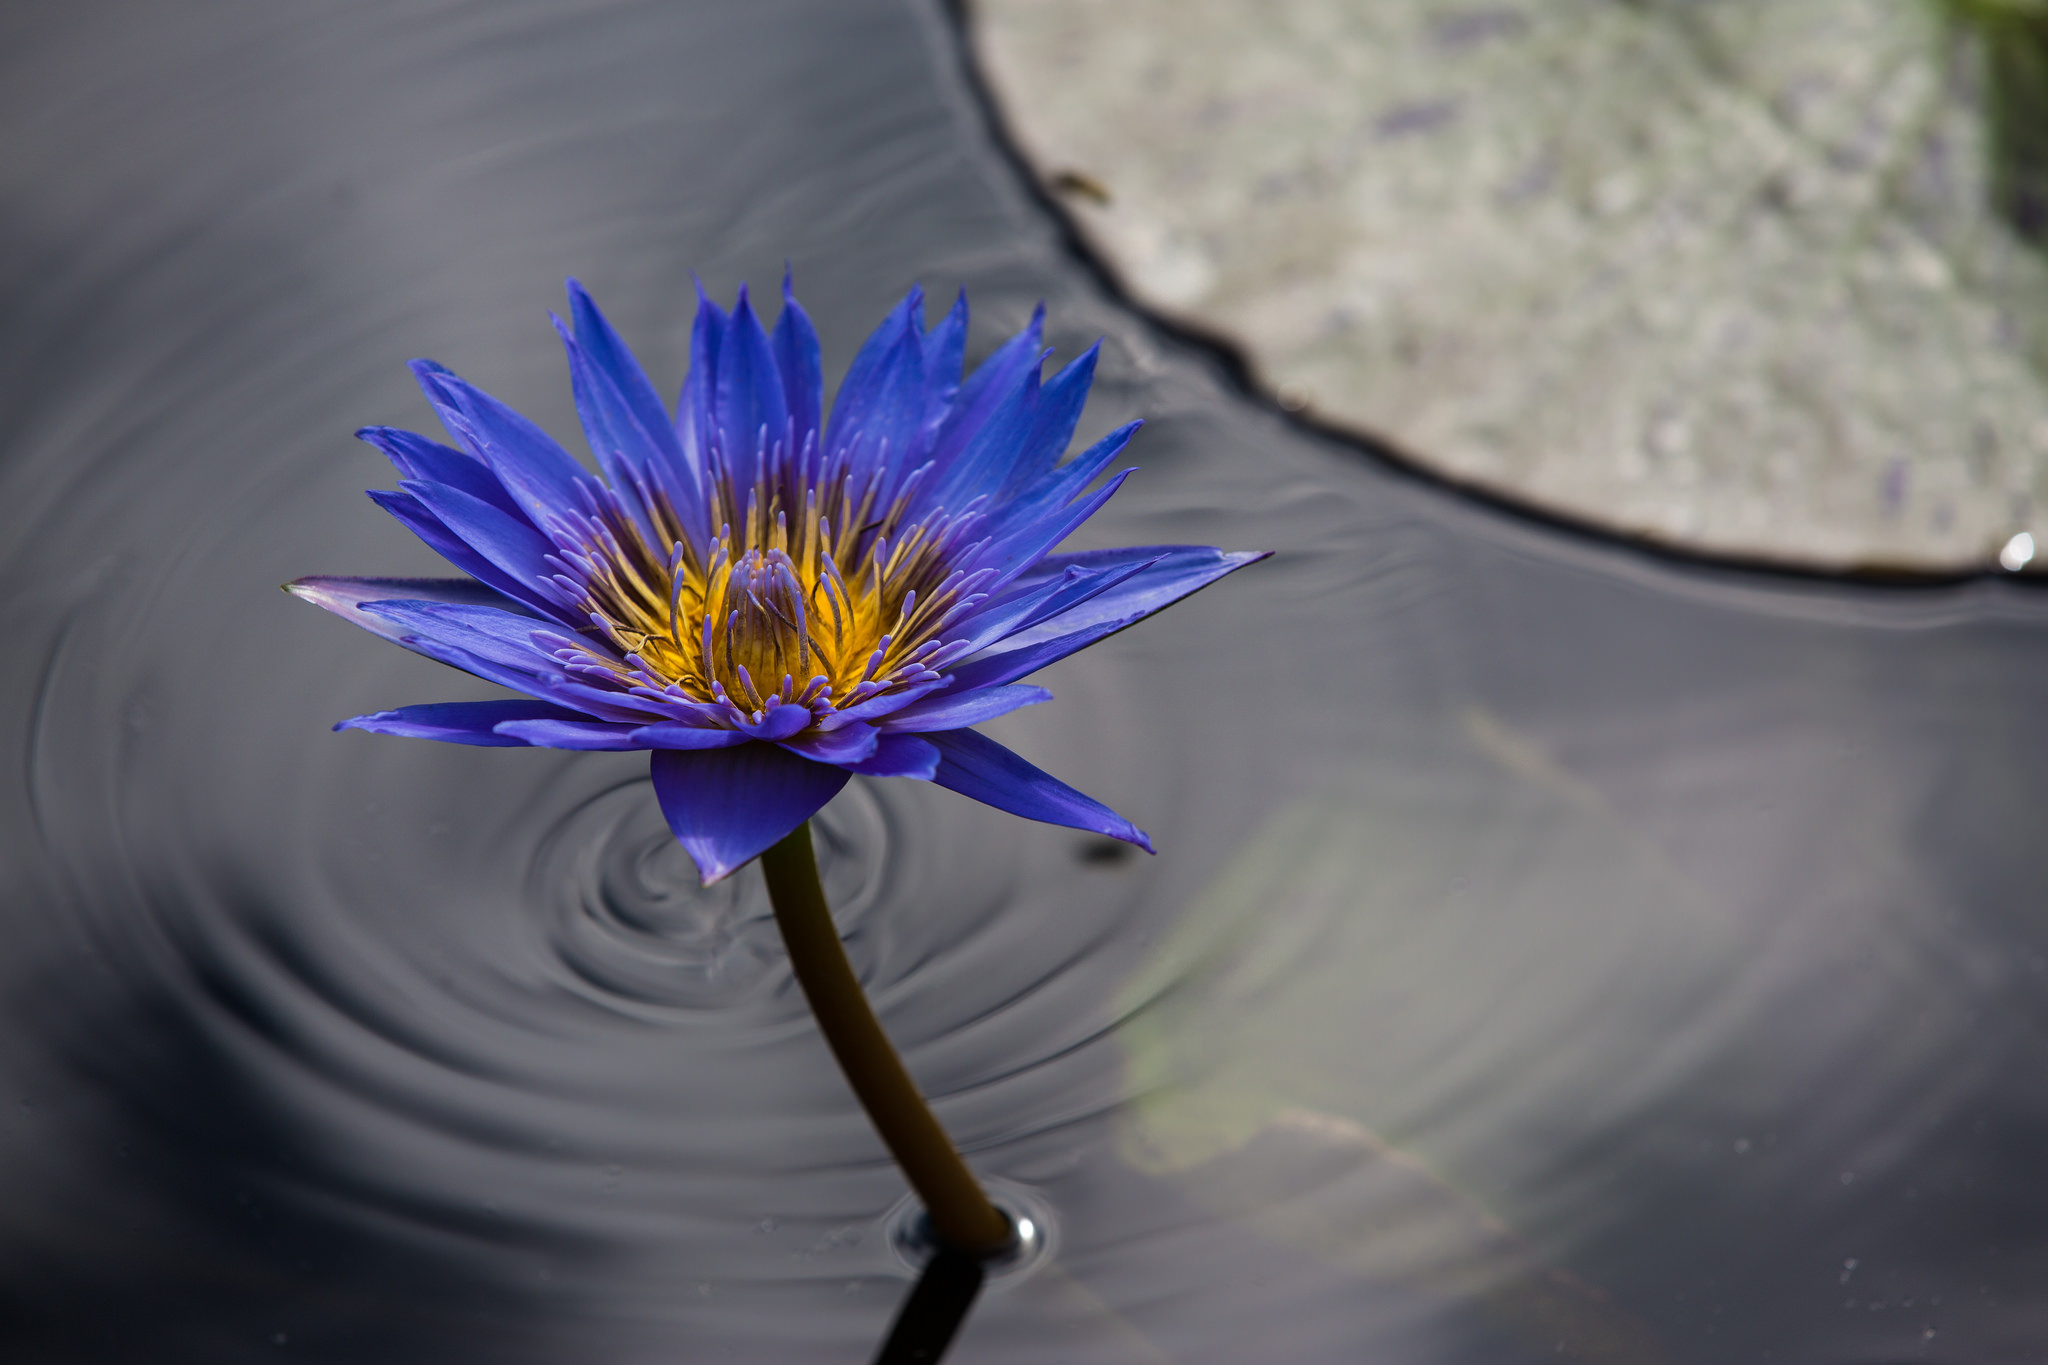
[531, 777, 891, 1017]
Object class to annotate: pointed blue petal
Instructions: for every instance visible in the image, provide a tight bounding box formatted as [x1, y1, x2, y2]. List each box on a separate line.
[826, 289, 929, 489]
[714, 285, 790, 491]
[336, 699, 585, 747]
[356, 598, 581, 675]
[626, 722, 754, 750]
[875, 684, 1051, 733]
[410, 361, 591, 530]
[492, 718, 649, 750]
[847, 733, 940, 779]
[926, 303, 1043, 472]
[993, 547, 1271, 653]
[975, 465, 1136, 586]
[676, 284, 727, 484]
[731, 704, 813, 742]
[358, 427, 526, 521]
[980, 421, 1139, 554]
[920, 290, 968, 429]
[773, 272, 824, 456]
[1000, 342, 1099, 497]
[923, 341, 1102, 521]
[395, 632, 661, 723]
[566, 280, 688, 475]
[364, 490, 564, 619]
[928, 729, 1151, 851]
[917, 349, 1042, 517]
[942, 548, 1268, 692]
[650, 745, 851, 883]
[553, 314, 665, 547]
[287, 575, 533, 646]
[400, 479, 563, 594]
[948, 556, 1158, 655]
[777, 722, 880, 766]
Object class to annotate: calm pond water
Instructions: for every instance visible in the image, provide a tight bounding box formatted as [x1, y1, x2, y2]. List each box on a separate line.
[2, 3, 2045, 1361]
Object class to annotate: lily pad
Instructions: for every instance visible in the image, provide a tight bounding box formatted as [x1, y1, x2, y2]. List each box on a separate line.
[970, 0, 2048, 570]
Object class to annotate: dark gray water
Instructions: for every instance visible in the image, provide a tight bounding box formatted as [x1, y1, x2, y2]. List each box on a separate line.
[3, 3, 2046, 1361]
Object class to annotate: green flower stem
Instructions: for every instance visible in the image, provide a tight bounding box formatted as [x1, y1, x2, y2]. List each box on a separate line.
[757, 823, 1013, 1258]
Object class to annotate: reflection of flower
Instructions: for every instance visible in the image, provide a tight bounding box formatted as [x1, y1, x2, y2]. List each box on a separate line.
[292, 280, 1263, 881]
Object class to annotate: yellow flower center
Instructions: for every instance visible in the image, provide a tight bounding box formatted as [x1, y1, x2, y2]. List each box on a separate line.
[560, 467, 987, 719]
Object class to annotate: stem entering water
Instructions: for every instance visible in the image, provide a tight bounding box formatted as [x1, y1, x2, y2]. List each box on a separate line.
[757, 822, 1013, 1257]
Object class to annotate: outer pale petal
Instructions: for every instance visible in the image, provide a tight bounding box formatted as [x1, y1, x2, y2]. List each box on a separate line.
[777, 722, 881, 766]
[627, 722, 754, 749]
[286, 576, 532, 646]
[356, 599, 583, 676]
[336, 700, 585, 746]
[651, 745, 851, 883]
[492, 718, 649, 750]
[927, 729, 1152, 852]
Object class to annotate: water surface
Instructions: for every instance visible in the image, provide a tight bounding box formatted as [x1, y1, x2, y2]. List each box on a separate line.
[2, 3, 2045, 1360]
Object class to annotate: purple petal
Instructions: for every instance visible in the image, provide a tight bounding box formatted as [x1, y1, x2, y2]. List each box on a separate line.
[926, 303, 1044, 474]
[1000, 343, 1099, 496]
[876, 684, 1051, 733]
[947, 556, 1158, 655]
[973, 424, 1139, 576]
[772, 271, 824, 455]
[915, 346, 1044, 520]
[492, 718, 648, 750]
[566, 280, 691, 477]
[777, 722, 881, 766]
[410, 360, 593, 530]
[927, 729, 1152, 852]
[731, 704, 813, 742]
[401, 479, 564, 596]
[336, 699, 584, 747]
[356, 599, 581, 675]
[553, 315, 664, 549]
[394, 633, 661, 724]
[847, 733, 940, 779]
[650, 745, 851, 883]
[920, 290, 968, 429]
[365, 489, 564, 619]
[967, 547, 1271, 677]
[358, 426, 526, 521]
[626, 722, 753, 750]
[713, 285, 790, 490]
[286, 576, 532, 646]
[677, 283, 728, 483]
[826, 289, 929, 491]
[974, 465, 1136, 586]
[917, 341, 1103, 522]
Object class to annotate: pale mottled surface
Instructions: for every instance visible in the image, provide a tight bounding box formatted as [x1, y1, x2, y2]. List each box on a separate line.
[970, 0, 2048, 570]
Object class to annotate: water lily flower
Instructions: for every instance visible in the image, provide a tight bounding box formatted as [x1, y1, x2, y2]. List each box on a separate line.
[291, 279, 1263, 882]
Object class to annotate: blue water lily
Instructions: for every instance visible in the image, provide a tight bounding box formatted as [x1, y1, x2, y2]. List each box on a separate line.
[291, 280, 1264, 881]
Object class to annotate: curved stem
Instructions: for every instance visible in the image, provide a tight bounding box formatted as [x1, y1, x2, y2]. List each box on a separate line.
[757, 823, 1013, 1257]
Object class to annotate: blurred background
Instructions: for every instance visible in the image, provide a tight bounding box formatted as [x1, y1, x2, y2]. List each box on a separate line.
[1, 2, 2044, 1362]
